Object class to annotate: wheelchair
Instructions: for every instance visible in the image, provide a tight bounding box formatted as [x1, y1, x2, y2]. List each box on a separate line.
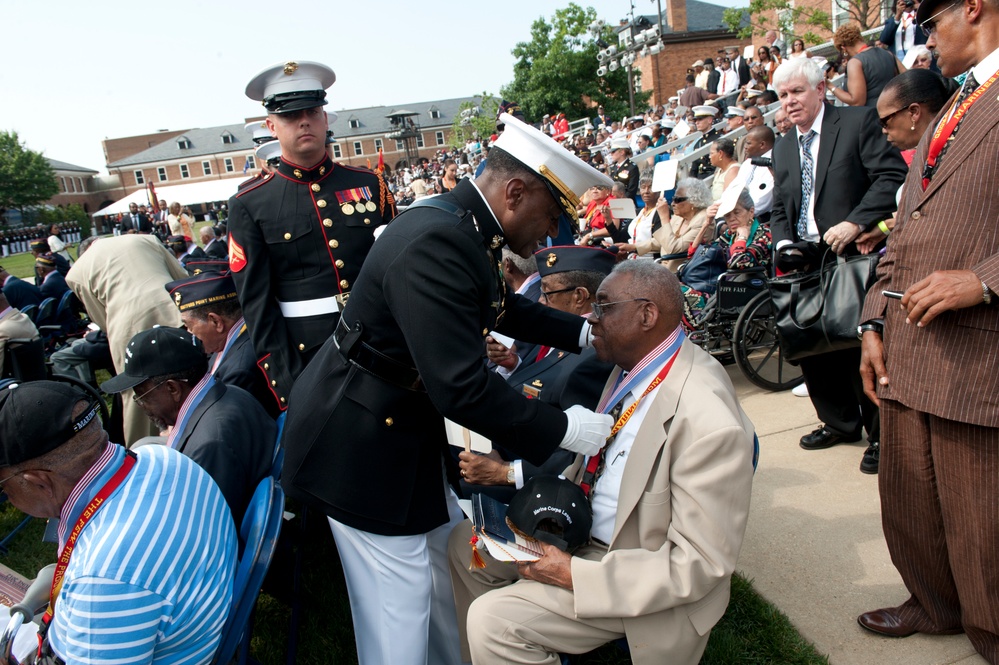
[673, 262, 803, 392]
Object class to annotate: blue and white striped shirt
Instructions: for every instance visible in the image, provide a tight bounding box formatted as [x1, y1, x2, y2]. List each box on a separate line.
[48, 443, 237, 665]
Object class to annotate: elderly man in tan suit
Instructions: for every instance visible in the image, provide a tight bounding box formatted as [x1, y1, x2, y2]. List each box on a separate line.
[67, 235, 188, 445]
[858, 0, 999, 659]
[448, 260, 756, 664]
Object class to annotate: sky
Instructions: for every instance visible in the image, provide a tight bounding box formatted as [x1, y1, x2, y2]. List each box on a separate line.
[1, 0, 745, 176]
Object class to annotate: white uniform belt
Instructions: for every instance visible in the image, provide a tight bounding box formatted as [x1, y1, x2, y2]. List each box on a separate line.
[277, 294, 347, 318]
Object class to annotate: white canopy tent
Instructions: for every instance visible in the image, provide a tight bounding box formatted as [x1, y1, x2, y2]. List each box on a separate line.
[94, 179, 243, 217]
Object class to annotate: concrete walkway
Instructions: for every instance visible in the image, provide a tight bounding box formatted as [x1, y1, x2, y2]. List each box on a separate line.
[727, 366, 987, 665]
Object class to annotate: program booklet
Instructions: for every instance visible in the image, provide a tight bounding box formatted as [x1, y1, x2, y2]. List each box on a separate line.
[471, 492, 543, 562]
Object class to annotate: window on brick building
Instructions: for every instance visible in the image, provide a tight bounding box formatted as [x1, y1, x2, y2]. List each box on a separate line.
[60, 177, 66, 192]
[135, 170, 145, 185]
[224, 158, 234, 172]
[180, 164, 190, 179]
[332, 143, 342, 158]
[221, 131, 235, 144]
[157, 167, 167, 182]
[349, 118, 361, 129]
[374, 138, 383, 152]
[353, 141, 363, 156]
[436, 131, 445, 145]
[202, 160, 212, 175]
[395, 140, 404, 151]
[416, 134, 425, 148]
[177, 137, 192, 149]
[246, 155, 256, 170]
[77, 177, 86, 192]
[429, 108, 441, 119]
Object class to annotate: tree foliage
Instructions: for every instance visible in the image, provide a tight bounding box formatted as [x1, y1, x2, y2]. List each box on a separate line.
[723, 0, 831, 46]
[450, 93, 500, 148]
[0, 131, 59, 215]
[501, 3, 650, 125]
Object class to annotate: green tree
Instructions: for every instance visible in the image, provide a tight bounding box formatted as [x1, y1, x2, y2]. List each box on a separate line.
[501, 3, 648, 125]
[723, 0, 832, 46]
[449, 93, 500, 149]
[0, 131, 59, 218]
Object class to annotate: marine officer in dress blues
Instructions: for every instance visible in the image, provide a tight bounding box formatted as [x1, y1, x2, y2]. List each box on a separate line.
[281, 112, 617, 665]
[227, 60, 395, 411]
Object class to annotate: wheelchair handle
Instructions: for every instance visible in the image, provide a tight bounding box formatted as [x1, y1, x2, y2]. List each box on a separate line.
[1, 564, 56, 663]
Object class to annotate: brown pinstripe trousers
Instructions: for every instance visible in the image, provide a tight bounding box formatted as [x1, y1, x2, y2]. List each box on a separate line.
[880, 399, 999, 664]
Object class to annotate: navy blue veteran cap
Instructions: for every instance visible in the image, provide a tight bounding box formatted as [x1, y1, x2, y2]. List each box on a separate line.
[0, 381, 101, 466]
[166, 271, 238, 312]
[100, 327, 206, 394]
[506, 475, 592, 552]
[535, 245, 617, 278]
[245, 60, 336, 115]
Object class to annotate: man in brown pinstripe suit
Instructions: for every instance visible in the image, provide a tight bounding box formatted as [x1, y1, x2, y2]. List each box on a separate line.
[859, 0, 999, 660]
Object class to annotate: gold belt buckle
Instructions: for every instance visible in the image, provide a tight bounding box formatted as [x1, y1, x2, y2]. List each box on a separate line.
[335, 292, 350, 308]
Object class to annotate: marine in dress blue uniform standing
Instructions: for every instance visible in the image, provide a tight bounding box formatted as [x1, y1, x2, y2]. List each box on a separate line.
[227, 61, 395, 411]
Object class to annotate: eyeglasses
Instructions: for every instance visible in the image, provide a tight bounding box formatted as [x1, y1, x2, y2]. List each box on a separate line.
[132, 380, 170, 405]
[921, 1, 961, 36]
[590, 298, 651, 320]
[541, 286, 577, 301]
[0, 470, 21, 491]
[672, 196, 688, 203]
[878, 106, 910, 129]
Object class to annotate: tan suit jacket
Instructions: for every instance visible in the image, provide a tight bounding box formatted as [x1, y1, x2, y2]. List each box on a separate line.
[66, 235, 188, 443]
[0, 308, 40, 373]
[565, 339, 756, 664]
[862, 90, 999, 427]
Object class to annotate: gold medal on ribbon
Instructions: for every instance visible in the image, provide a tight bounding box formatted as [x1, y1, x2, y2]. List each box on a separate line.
[365, 200, 377, 213]
[341, 203, 355, 215]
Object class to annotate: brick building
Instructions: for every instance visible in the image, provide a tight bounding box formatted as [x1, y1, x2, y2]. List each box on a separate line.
[46, 159, 106, 215]
[619, 0, 753, 109]
[761, 0, 890, 48]
[103, 96, 480, 197]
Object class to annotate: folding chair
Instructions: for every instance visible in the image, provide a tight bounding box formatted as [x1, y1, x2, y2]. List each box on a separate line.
[212, 476, 285, 665]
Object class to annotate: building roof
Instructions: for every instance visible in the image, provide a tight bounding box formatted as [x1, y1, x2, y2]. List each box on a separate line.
[46, 158, 98, 174]
[628, 0, 747, 35]
[108, 95, 482, 169]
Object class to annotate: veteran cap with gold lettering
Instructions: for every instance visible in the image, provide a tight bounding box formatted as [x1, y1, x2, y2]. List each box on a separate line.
[245, 60, 336, 114]
[165, 271, 239, 313]
[535, 245, 617, 279]
[491, 113, 614, 222]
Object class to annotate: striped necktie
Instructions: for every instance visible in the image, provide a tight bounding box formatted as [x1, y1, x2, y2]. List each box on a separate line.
[797, 130, 816, 241]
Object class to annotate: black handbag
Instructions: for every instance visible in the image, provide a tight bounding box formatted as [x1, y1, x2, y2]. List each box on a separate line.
[678, 244, 728, 294]
[768, 250, 880, 362]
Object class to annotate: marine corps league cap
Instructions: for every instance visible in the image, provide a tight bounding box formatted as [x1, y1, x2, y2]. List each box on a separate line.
[535, 245, 616, 279]
[0, 381, 101, 466]
[165, 271, 239, 313]
[245, 60, 336, 114]
[491, 113, 614, 222]
[506, 475, 593, 552]
[100, 327, 206, 394]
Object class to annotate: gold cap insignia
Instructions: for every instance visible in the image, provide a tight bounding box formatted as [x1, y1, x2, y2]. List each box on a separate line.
[546, 253, 557, 268]
[174, 292, 182, 305]
[283, 61, 299, 76]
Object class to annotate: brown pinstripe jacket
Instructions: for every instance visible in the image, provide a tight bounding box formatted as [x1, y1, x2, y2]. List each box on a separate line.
[863, 88, 999, 427]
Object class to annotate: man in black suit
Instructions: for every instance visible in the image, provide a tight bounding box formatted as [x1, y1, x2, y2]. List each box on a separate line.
[166, 271, 278, 418]
[101, 327, 274, 526]
[0, 267, 43, 310]
[280, 113, 615, 665]
[120, 202, 153, 234]
[769, 57, 906, 471]
[35, 255, 71, 301]
[465, 245, 617, 502]
[727, 46, 752, 88]
[201, 226, 227, 259]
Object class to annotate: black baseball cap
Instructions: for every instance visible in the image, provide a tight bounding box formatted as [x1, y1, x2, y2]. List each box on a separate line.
[0, 382, 101, 466]
[506, 475, 592, 552]
[100, 327, 206, 394]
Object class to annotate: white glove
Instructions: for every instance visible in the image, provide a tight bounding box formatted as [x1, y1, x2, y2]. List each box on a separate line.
[559, 405, 613, 457]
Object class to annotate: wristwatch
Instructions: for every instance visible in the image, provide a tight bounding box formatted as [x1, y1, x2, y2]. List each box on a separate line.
[507, 464, 516, 485]
[857, 321, 884, 339]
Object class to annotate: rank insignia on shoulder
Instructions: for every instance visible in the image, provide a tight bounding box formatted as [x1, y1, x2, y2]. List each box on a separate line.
[229, 235, 248, 273]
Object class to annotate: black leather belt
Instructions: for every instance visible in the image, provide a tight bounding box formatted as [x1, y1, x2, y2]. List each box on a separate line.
[334, 319, 423, 392]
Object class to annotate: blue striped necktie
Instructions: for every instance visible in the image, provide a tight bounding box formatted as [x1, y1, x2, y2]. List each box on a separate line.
[797, 130, 816, 240]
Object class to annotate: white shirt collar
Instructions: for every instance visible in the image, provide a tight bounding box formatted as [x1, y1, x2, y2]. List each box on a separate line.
[971, 44, 999, 84]
[469, 178, 503, 233]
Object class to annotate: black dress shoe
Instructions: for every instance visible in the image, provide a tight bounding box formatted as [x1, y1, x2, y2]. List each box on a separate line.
[860, 441, 879, 474]
[799, 427, 860, 450]
[858, 607, 963, 637]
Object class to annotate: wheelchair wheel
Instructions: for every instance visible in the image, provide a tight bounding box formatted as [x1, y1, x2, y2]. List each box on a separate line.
[732, 290, 804, 392]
